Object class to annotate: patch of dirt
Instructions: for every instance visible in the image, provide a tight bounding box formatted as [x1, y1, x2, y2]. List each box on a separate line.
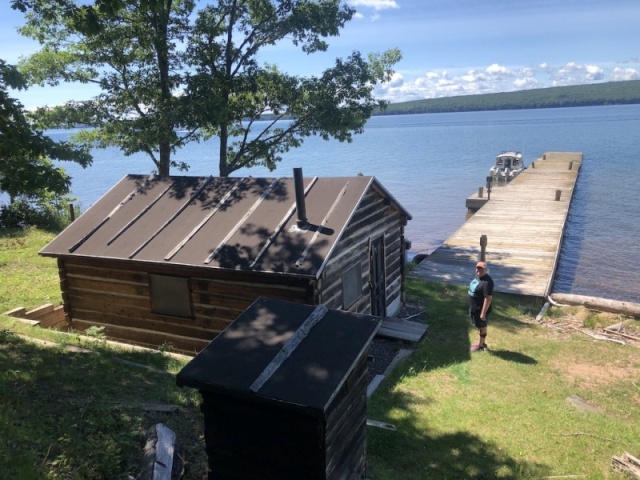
[531, 306, 640, 391]
[553, 361, 640, 390]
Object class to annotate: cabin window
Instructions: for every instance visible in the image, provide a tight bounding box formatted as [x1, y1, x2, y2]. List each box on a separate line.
[149, 274, 193, 318]
[342, 263, 363, 309]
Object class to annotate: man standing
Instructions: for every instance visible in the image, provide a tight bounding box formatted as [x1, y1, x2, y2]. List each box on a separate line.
[468, 261, 494, 351]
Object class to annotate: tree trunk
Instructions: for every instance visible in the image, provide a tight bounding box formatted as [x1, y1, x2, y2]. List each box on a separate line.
[153, 0, 173, 177]
[158, 141, 171, 176]
[216, 0, 237, 179]
[551, 293, 640, 317]
[219, 124, 229, 177]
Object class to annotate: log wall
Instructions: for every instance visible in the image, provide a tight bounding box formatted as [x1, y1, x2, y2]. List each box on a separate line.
[321, 189, 407, 317]
[197, 345, 369, 479]
[59, 257, 312, 353]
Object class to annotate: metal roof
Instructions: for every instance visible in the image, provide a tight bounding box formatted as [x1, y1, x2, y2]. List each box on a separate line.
[40, 173, 411, 278]
[176, 297, 381, 411]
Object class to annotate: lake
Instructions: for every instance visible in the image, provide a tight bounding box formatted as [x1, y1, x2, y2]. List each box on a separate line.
[45, 104, 640, 304]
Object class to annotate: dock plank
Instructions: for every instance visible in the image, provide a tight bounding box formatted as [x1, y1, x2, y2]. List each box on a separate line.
[412, 152, 583, 298]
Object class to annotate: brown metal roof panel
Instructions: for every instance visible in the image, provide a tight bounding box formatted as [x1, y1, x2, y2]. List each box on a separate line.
[39, 174, 168, 257]
[168, 177, 286, 268]
[135, 177, 246, 264]
[195, 178, 296, 269]
[258, 177, 370, 276]
[111, 176, 212, 260]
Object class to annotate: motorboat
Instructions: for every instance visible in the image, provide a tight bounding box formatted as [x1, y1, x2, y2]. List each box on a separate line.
[489, 151, 525, 182]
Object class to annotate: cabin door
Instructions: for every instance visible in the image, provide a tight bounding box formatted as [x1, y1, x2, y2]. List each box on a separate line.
[369, 236, 386, 316]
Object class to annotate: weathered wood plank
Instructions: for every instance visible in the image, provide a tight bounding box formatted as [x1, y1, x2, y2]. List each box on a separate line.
[3, 307, 27, 317]
[70, 318, 209, 353]
[413, 152, 582, 298]
[71, 308, 227, 340]
[378, 317, 428, 342]
[25, 303, 54, 318]
[37, 305, 67, 328]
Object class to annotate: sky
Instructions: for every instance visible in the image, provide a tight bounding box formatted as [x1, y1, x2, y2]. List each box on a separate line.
[2, 0, 640, 109]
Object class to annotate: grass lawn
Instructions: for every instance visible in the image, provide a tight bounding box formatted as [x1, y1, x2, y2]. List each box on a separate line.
[1, 228, 639, 478]
[367, 278, 640, 479]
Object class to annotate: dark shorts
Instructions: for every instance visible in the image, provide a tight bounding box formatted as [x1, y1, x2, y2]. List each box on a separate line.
[469, 308, 488, 328]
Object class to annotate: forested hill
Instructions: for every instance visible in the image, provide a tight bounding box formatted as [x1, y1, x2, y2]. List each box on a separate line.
[377, 80, 640, 115]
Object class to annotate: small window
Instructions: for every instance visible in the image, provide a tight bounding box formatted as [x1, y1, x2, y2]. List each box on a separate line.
[149, 274, 192, 318]
[342, 263, 363, 309]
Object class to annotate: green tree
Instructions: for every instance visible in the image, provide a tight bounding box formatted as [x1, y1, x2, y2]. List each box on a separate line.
[14, 0, 400, 177]
[13, 0, 198, 176]
[0, 59, 90, 203]
[186, 0, 401, 176]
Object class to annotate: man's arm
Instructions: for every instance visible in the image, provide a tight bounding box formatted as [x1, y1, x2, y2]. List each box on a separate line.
[480, 295, 492, 320]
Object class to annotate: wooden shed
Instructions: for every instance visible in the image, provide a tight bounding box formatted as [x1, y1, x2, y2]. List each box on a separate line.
[40, 169, 411, 352]
[176, 296, 381, 480]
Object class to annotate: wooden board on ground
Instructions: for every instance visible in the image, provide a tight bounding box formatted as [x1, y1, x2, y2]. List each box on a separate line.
[377, 317, 428, 342]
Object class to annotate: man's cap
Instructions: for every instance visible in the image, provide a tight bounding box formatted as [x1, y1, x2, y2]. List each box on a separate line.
[476, 261, 487, 269]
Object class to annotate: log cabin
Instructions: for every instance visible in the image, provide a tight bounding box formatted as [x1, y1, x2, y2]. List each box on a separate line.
[40, 169, 412, 353]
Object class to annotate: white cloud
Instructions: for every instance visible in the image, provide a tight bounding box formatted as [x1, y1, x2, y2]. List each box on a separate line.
[552, 62, 604, 86]
[486, 64, 510, 75]
[373, 60, 640, 103]
[610, 67, 640, 81]
[347, 0, 399, 10]
[513, 77, 540, 89]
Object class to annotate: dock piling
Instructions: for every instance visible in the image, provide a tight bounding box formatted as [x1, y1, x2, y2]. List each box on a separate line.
[480, 235, 487, 262]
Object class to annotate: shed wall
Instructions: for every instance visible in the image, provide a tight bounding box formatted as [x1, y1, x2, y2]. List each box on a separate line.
[58, 257, 312, 353]
[196, 343, 369, 480]
[320, 189, 407, 316]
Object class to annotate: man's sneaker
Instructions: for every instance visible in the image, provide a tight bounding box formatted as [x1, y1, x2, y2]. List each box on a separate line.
[471, 344, 488, 352]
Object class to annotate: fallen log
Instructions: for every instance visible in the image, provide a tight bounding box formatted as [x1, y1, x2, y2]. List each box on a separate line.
[611, 452, 640, 479]
[550, 293, 640, 318]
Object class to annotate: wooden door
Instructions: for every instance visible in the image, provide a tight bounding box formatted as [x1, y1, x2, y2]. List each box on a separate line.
[369, 236, 386, 316]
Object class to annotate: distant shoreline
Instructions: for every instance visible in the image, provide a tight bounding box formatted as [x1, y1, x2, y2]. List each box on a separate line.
[375, 79, 640, 116]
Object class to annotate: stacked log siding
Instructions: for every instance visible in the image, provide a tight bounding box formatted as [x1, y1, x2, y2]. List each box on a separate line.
[41, 174, 411, 353]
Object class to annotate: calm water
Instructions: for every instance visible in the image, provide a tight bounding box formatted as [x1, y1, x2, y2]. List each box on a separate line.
[44, 105, 640, 303]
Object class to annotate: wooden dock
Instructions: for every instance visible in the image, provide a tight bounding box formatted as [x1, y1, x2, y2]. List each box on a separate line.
[411, 152, 583, 298]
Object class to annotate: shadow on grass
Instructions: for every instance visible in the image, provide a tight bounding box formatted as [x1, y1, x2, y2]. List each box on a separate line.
[370, 280, 549, 477]
[0, 331, 205, 478]
[488, 349, 537, 364]
[404, 279, 544, 372]
[368, 390, 551, 479]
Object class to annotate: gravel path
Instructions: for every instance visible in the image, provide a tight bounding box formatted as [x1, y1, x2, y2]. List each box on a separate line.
[367, 337, 402, 383]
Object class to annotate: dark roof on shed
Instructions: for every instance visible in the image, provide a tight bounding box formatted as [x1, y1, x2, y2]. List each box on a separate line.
[40, 173, 411, 278]
[176, 297, 381, 411]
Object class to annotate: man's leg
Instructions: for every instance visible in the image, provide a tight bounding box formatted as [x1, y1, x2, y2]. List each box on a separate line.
[478, 326, 487, 347]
